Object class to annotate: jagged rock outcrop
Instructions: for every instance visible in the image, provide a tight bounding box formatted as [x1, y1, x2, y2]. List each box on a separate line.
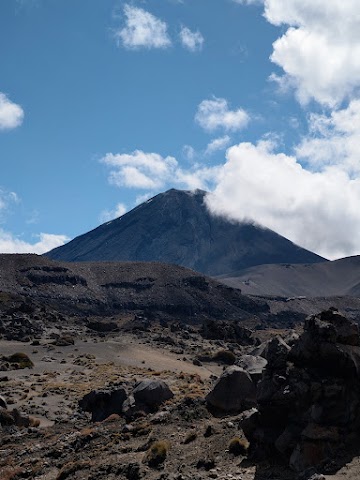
[245, 308, 360, 473]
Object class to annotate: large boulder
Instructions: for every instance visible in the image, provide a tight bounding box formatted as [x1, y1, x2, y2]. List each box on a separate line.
[79, 387, 127, 422]
[122, 379, 174, 420]
[132, 379, 174, 409]
[206, 366, 256, 413]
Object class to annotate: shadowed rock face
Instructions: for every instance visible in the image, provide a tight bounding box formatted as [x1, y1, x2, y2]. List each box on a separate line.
[206, 366, 257, 413]
[245, 308, 360, 473]
[46, 189, 325, 276]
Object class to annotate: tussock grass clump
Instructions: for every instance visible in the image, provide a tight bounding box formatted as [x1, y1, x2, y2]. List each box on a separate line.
[213, 350, 236, 365]
[196, 349, 236, 365]
[6, 353, 34, 369]
[143, 440, 169, 467]
[228, 436, 249, 456]
[29, 417, 40, 427]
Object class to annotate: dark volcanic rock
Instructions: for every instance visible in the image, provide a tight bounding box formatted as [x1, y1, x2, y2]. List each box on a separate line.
[0, 302, 44, 342]
[248, 308, 360, 473]
[206, 366, 256, 413]
[87, 320, 118, 332]
[201, 319, 256, 344]
[132, 379, 174, 409]
[79, 387, 127, 422]
[46, 189, 325, 275]
[122, 380, 174, 419]
[0, 395, 7, 409]
[0, 407, 36, 428]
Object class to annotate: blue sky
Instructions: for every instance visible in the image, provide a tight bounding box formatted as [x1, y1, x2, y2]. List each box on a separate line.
[1, 0, 360, 259]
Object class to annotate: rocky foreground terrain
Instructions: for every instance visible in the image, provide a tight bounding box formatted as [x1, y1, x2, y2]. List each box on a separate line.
[2, 255, 360, 479]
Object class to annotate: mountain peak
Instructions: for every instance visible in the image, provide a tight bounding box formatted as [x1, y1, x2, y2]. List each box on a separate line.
[161, 188, 207, 199]
[46, 189, 326, 275]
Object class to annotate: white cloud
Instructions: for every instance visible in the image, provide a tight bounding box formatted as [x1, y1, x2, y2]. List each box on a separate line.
[0, 187, 68, 253]
[135, 192, 153, 205]
[175, 165, 222, 190]
[262, 0, 360, 106]
[115, 4, 171, 50]
[101, 150, 220, 192]
[100, 203, 127, 223]
[233, 0, 263, 4]
[205, 135, 231, 155]
[179, 26, 204, 52]
[0, 188, 20, 220]
[182, 145, 196, 161]
[206, 140, 360, 260]
[195, 97, 250, 132]
[222, 0, 360, 260]
[0, 93, 24, 131]
[296, 100, 360, 176]
[101, 151, 178, 189]
[0, 230, 69, 254]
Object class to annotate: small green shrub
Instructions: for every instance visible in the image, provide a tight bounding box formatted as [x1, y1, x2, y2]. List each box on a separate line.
[144, 440, 169, 467]
[228, 437, 249, 456]
[6, 353, 34, 369]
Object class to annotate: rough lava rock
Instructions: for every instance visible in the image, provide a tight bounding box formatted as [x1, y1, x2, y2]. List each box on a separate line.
[246, 308, 360, 474]
[122, 379, 174, 419]
[132, 379, 174, 409]
[206, 366, 256, 413]
[79, 387, 127, 422]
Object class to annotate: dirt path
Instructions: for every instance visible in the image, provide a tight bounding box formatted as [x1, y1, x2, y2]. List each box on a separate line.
[0, 333, 221, 380]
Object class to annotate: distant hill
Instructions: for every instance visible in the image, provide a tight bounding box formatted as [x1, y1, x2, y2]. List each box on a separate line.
[0, 254, 268, 320]
[217, 256, 360, 297]
[46, 189, 325, 275]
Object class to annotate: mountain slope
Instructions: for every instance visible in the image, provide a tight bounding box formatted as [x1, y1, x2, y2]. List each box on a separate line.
[47, 189, 326, 275]
[0, 254, 268, 319]
[217, 255, 360, 297]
